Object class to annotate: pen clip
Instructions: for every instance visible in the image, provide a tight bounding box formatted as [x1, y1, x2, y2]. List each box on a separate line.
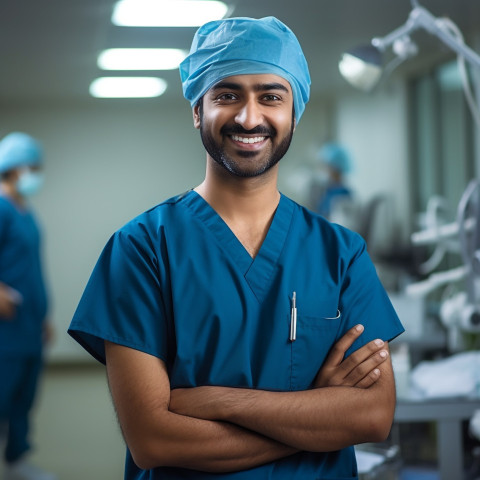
[290, 291, 297, 342]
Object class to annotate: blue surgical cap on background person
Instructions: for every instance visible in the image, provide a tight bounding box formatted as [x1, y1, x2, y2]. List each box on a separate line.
[180, 16, 311, 122]
[318, 142, 352, 174]
[0, 132, 43, 174]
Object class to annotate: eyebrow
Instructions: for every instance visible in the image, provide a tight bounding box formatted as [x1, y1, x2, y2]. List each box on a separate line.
[211, 81, 290, 94]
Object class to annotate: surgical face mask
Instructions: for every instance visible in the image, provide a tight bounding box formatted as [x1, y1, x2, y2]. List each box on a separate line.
[16, 170, 44, 197]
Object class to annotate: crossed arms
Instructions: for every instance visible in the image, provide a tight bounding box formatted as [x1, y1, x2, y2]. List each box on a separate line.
[105, 324, 396, 472]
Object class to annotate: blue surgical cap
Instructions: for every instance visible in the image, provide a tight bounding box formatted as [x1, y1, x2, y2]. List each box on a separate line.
[180, 16, 311, 122]
[318, 142, 352, 174]
[0, 132, 43, 174]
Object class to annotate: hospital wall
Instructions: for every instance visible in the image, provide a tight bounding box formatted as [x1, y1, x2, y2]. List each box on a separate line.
[335, 80, 412, 245]
[0, 87, 410, 363]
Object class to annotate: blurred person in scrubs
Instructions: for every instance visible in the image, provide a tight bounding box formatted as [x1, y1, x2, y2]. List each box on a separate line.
[315, 141, 354, 219]
[0, 133, 56, 480]
[69, 16, 404, 480]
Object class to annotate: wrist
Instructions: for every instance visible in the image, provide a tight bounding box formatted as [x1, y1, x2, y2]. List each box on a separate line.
[220, 388, 258, 423]
[205, 386, 237, 421]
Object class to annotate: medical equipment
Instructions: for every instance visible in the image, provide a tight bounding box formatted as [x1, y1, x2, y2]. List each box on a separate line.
[471, 410, 480, 441]
[339, 0, 480, 130]
[408, 180, 480, 351]
[406, 193, 469, 294]
[467, 411, 480, 480]
[412, 196, 459, 275]
[440, 181, 480, 349]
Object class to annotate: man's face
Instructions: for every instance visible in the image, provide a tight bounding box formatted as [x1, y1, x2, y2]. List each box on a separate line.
[194, 74, 295, 178]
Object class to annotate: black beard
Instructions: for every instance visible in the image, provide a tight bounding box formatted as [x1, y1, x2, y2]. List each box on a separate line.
[199, 118, 295, 178]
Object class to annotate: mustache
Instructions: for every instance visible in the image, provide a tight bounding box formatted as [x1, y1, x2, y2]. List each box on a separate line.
[221, 124, 276, 137]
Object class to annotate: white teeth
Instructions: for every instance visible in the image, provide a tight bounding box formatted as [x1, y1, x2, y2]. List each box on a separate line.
[231, 135, 265, 144]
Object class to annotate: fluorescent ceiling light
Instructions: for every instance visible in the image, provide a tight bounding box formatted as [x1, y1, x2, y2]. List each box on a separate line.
[89, 77, 167, 98]
[112, 0, 229, 27]
[98, 48, 187, 70]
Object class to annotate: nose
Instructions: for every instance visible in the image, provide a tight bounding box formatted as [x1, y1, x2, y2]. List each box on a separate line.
[234, 99, 263, 131]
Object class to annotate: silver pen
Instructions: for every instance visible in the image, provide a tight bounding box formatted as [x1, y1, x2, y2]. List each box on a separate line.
[290, 291, 297, 341]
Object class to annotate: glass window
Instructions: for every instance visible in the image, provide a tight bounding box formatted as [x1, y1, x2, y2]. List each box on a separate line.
[409, 60, 475, 216]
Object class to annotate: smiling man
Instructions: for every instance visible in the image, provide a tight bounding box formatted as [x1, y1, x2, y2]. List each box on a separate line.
[68, 17, 404, 480]
[197, 75, 295, 179]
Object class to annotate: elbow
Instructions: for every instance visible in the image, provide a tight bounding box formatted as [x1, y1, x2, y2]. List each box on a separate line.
[126, 433, 173, 471]
[129, 443, 161, 471]
[130, 445, 176, 471]
[365, 408, 394, 443]
[367, 421, 392, 444]
[131, 455, 155, 472]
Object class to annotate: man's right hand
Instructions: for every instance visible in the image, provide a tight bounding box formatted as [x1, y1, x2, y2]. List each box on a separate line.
[0, 283, 18, 320]
[313, 324, 389, 389]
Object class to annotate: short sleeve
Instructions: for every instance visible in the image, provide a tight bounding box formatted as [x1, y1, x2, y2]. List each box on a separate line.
[68, 226, 170, 364]
[337, 235, 404, 356]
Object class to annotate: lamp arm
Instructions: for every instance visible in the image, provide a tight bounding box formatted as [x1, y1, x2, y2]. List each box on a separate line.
[372, 14, 419, 52]
[372, 6, 480, 70]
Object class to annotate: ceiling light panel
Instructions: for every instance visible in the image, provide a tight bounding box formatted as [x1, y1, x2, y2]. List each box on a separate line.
[98, 48, 187, 70]
[89, 77, 167, 98]
[112, 0, 229, 27]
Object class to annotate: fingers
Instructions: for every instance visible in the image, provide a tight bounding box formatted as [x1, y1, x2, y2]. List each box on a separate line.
[314, 325, 389, 389]
[355, 368, 381, 389]
[340, 337, 386, 374]
[345, 346, 389, 387]
[324, 324, 365, 367]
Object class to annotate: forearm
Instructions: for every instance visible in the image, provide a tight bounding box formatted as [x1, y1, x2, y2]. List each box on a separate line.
[137, 411, 297, 472]
[170, 362, 396, 452]
[104, 341, 296, 473]
[221, 384, 393, 451]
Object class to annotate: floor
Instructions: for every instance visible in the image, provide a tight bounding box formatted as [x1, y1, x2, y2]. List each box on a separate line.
[1, 363, 125, 480]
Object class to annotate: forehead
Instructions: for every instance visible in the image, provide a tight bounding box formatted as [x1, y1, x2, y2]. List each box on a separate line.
[209, 74, 292, 94]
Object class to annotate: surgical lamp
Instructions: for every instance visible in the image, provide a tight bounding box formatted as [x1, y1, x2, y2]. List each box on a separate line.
[339, 1, 480, 92]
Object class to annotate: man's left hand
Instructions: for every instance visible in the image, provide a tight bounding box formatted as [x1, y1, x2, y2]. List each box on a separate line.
[313, 324, 389, 389]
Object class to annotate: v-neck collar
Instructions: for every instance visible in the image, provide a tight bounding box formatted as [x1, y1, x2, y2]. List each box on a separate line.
[183, 190, 294, 301]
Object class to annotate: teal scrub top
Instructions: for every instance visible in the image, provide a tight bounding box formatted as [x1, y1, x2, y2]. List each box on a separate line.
[69, 190, 404, 480]
[317, 183, 352, 218]
[0, 195, 48, 356]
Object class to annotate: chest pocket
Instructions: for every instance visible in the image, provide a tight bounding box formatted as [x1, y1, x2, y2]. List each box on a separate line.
[289, 311, 342, 391]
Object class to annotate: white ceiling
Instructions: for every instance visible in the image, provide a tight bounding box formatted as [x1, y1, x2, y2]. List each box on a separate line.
[1, 0, 479, 105]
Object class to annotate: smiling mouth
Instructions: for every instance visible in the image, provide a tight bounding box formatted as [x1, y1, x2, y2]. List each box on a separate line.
[230, 135, 266, 144]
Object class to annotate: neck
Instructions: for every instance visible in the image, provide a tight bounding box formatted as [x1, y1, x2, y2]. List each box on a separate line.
[194, 157, 281, 258]
[195, 156, 280, 222]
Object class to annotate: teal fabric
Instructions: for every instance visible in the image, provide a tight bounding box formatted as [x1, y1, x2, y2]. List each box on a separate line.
[0, 354, 43, 463]
[69, 190, 404, 479]
[0, 133, 43, 174]
[0, 193, 47, 464]
[319, 142, 352, 174]
[0, 195, 48, 355]
[180, 17, 311, 122]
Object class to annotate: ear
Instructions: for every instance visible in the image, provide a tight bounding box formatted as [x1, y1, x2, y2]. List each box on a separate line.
[193, 105, 201, 130]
